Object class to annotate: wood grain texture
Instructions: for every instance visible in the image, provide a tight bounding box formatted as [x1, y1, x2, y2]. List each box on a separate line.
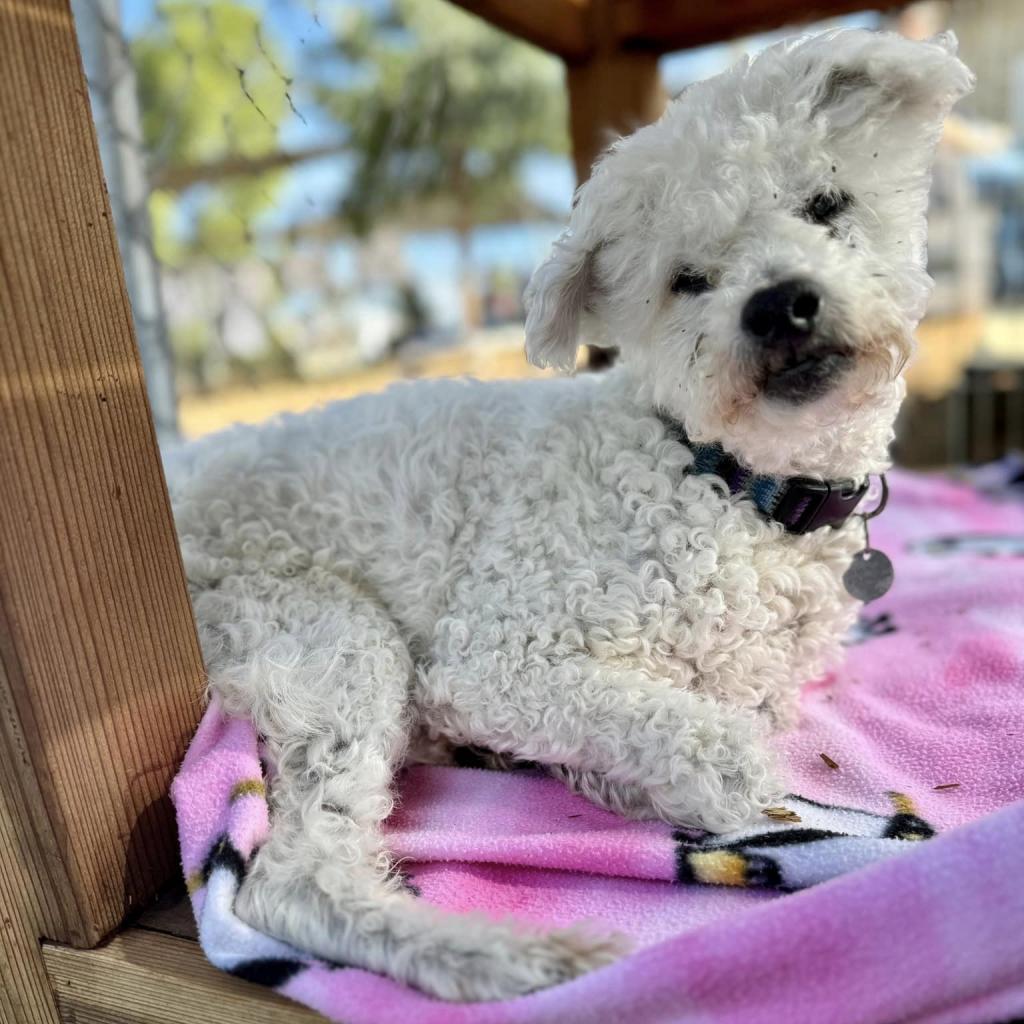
[43, 930, 322, 1024]
[0, 0, 207, 1020]
[0, 708, 69, 1024]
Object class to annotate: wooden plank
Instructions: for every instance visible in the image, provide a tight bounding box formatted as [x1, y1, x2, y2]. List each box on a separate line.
[447, 0, 591, 60]
[43, 929, 322, 1024]
[0, 737, 70, 1024]
[0, 0, 207, 1020]
[613, 0, 905, 54]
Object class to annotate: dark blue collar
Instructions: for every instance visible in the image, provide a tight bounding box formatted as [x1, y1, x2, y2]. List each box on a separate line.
[656, 412, 869, 535]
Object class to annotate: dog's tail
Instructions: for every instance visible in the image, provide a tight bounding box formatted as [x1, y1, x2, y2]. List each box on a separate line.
[234, 830, 625, 1001]
[196, 575, 626, 1000]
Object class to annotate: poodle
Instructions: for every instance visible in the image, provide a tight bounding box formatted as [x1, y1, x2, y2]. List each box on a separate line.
[167, 28, 973, 1001]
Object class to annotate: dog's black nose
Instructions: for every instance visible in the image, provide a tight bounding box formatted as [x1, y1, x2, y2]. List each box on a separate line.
[741, 279, 822, 345]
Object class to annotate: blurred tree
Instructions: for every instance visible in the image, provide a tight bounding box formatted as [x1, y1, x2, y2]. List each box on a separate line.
[134, 1, 292, 266]
[313, 0, 568, 326]
[391, 278, 432, 356]
[134, 1, 303, 388]
[132, 0, 568, 388]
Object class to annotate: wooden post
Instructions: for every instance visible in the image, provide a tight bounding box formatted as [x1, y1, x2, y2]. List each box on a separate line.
[565, 0, 666, 183]
[567, 61, 664, 183]
[0, 2, 207, 1021]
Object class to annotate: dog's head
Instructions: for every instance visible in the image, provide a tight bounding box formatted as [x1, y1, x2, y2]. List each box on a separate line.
[525, 30, 974, 477]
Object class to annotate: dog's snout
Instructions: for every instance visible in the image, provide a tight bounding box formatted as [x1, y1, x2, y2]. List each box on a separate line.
[741, 279, 822, 345]
[743, 278, 850, 403]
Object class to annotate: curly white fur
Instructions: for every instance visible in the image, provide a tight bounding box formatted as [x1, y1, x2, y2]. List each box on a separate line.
[168, 29, 972, 1002]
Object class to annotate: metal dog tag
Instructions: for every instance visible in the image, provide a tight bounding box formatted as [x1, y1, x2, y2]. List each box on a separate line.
[843, 548, 894, 603]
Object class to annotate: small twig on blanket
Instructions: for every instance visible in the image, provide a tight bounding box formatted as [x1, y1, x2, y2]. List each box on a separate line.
[819, 753, 840, 770]
[763, 807, 802, 823]
[933, 782, 961, 791]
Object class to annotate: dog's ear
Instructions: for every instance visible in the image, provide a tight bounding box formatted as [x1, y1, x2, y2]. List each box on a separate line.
[811, 31, 974, 132]
[523, 234, 597, 371]
[524, 170, 614, 371]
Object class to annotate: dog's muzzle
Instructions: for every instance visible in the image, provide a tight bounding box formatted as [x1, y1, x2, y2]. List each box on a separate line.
[741, 278, 852, 404]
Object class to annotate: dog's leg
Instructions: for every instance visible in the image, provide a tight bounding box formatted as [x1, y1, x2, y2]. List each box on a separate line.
[194, 573, 623, 1001]
[547, 765, 658, 820]
[420, 658, 782, 833]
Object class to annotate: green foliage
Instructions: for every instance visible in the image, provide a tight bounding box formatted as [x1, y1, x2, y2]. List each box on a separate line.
[135, 1, 287, 165]
[136, 0, 566, 258]
[134, 1, 291, 265]
[318, 0, 567, 236]
[132, 0, 568, 383]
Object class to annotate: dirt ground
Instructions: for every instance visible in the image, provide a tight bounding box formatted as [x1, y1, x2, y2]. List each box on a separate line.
[177, 311, 1024, 440]
[178, 336, 551, 438]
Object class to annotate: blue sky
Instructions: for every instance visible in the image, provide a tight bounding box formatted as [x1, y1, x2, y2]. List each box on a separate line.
[119, 0, 878, 327]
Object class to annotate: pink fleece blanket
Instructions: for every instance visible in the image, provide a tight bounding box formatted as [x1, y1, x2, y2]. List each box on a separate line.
[172, 468, 1024, 1023]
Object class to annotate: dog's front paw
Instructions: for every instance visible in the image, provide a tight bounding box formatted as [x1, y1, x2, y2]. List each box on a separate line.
[648, 719, 784, 833]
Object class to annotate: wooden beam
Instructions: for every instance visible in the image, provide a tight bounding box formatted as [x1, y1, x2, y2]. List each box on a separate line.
[43, 929, 320, 1023]
[613, 0, 904, 55]
[0, 1, 207, 1020]
[447, 0, 591, 61]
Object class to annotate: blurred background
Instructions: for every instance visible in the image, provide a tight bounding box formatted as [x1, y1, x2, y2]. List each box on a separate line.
[72, 0, 1024, 468]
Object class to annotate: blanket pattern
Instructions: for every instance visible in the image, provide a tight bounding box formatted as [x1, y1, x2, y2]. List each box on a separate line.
[172, 467, 1024, 1023]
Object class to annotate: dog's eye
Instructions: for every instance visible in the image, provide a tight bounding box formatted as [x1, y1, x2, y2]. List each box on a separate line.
[670, 268, 713, 296]
[804, 189, 853, 225]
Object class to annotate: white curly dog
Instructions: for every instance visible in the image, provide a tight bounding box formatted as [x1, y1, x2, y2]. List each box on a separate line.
[168, 29, 973, 1001]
